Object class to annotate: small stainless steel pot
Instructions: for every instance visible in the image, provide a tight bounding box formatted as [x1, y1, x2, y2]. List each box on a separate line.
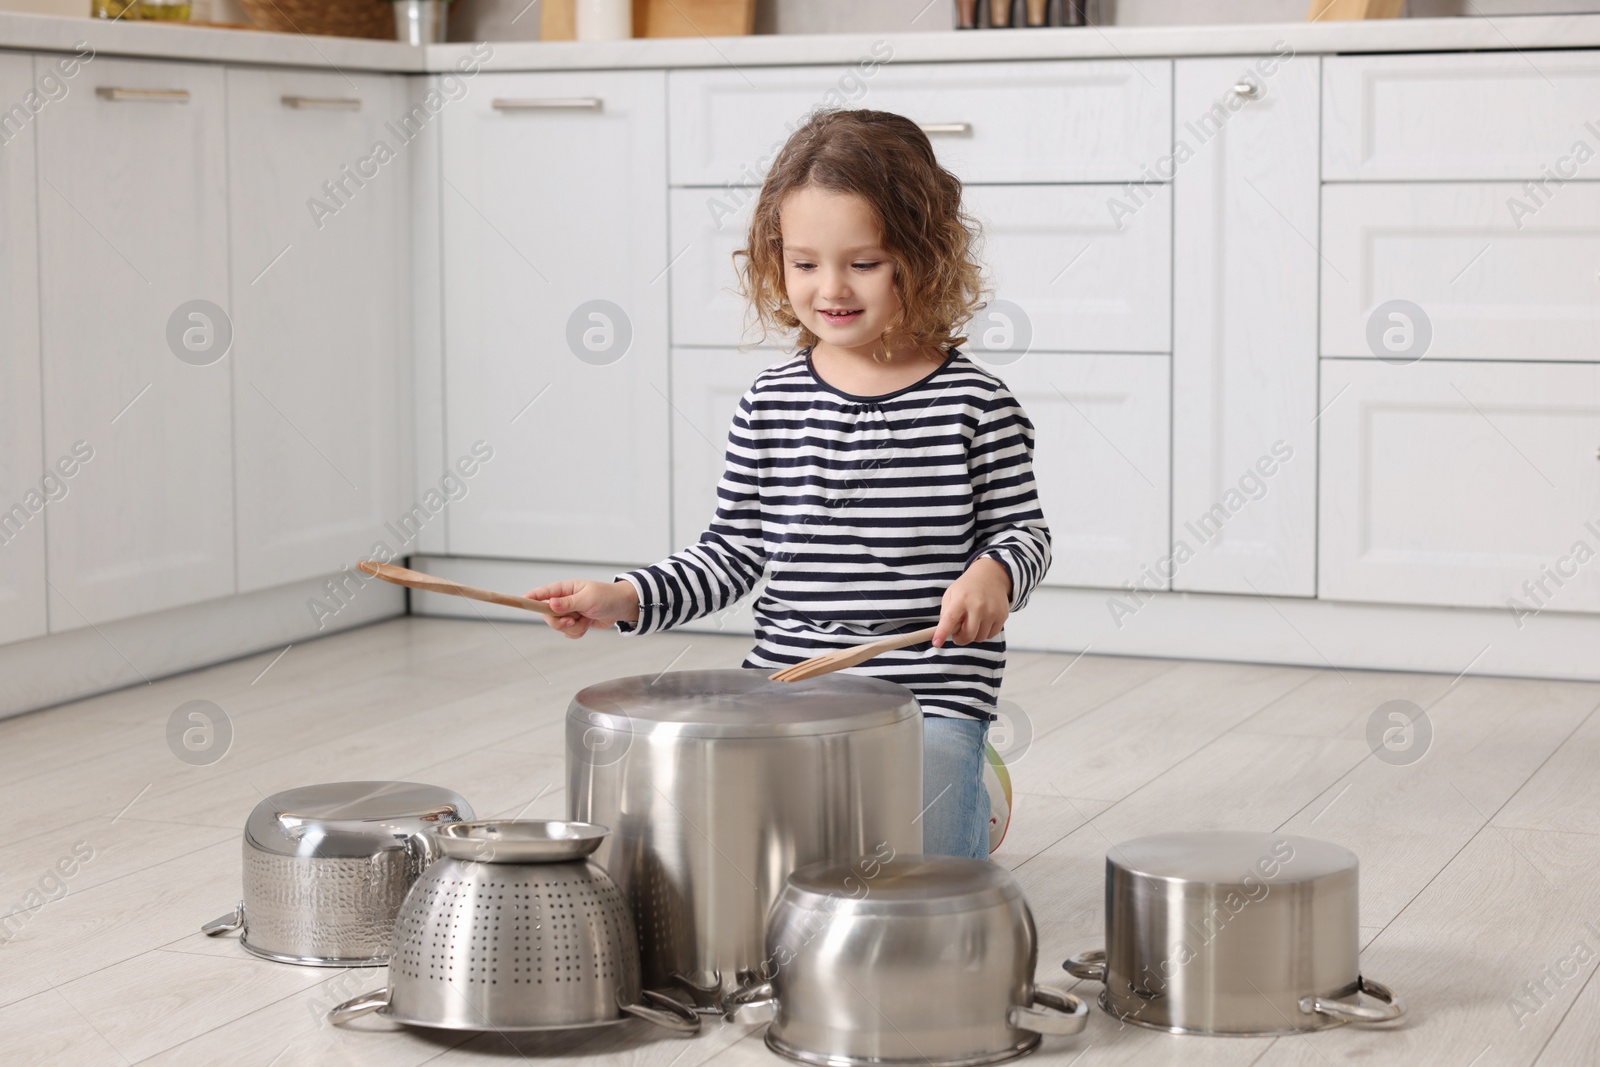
[1064, 831, 1405, 1036]
[567, 668, 924, 1008]
[730, 854, 1087, 1067]
[202, 781, 473, 966]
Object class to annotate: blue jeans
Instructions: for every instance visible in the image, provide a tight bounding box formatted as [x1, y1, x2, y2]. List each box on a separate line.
[920, 715, 991, 859]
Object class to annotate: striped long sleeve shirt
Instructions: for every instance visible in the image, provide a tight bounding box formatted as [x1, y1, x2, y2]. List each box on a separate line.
[613, 347, 1052, 721]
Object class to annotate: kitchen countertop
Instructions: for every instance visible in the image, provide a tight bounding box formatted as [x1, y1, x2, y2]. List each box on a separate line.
[2, 9, 1600, 73]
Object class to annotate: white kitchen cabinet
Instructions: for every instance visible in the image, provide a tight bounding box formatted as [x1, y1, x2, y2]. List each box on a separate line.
[441, 70, 671, 564]
[674, 183, 1172, 355]
[668, 347, 788, 552]
[0, 53, 47, 645]
[1171, 54, 1319, 597]
[1324, 51, 1600, 181]
[36, 56, 234, 630]
[995, 354, 1170, 590]
[669, 189, 759, 349]
[668, 59, 1172, 187]
[1321, 183, 1600, 363]
[227, 68, 411, 593]
[964, 184, 1171, 356]
[1319, 360, 1600, 613]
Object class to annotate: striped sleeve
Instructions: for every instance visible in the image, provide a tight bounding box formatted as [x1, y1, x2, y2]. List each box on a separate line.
[965, 383, 1052, 612]
[612, 393, 767, 635]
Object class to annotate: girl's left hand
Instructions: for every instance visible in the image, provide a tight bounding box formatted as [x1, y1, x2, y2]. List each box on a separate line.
[932, 557, 1013, 647]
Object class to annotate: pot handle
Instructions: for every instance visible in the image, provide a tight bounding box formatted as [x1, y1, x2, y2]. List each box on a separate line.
[1300, 976, 1406, 1024]
[202, 902, 244, 937]
[621, 989, 702, 1034]
[329, 988, 391, 1026]
[1062, 949, 1106, 983]
[720, 976, 778, 1024]
[1008, 985, 1089, 1037]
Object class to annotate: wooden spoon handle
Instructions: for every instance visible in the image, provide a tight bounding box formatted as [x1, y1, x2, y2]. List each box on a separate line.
[811, 625, 941, 678]
[357, 561, 572, 617]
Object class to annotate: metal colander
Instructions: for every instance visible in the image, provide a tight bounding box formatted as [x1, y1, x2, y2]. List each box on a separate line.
[330, 821, 699, 1035]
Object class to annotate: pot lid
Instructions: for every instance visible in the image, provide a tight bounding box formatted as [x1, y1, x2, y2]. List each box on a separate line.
[1109, 831, 1356, 888]
[567, 668, 919, 739]
[781, 854, 1022, 916]
[245, 781, 473, 859]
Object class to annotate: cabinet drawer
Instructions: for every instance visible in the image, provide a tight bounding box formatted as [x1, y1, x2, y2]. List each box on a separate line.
[669, 59, 1171, 187]
[1324, 52, 1600, 181]
[673, 184, 1171, 354]
[1321, 183, 1600, 362]
[1000, 353, 1170, 590]
[1318, 360, 1600, 613]
[966, 184, 1170, 355]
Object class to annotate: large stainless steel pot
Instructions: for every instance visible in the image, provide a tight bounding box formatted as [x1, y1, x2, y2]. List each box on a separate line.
[1064, 831, 1405, 1035]
[566, 668, 924, 1008]
[729, 854, 1087, 1066]
[202, 781, 473, 966]
[328, 820, 700, 1035]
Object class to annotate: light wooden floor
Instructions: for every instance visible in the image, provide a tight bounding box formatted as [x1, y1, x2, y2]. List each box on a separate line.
[3, 617, 1598, 1066]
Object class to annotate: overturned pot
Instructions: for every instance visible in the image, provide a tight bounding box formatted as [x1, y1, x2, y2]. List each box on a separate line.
[1065, 831, 1405, 1036]
[202, 781, 473, 966]
[730, 854, 1087, 1066]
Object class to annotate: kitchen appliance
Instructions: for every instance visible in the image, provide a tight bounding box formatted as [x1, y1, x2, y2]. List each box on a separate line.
[1064, 831, 1406, 1035]
[202, 781, 473, 966]
[566, 668, 924, 1008]
[728, 854, 1087, 1066]
[327, 820, 700, 1034]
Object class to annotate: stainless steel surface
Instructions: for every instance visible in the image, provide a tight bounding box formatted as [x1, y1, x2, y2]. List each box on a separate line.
[393, 0, 447, 44]
[567, 668, 924, 1007]
[95, 87, 189, 102]
[1066, 831, 1406, 1036]
[432, 819, 609, 863]
[203, 781, 473, 967]
[492, 97, 605, 110]
[328, 824, 700, 1035]
[281, 95, 362, 110]
[754, 855, 1086, 1067]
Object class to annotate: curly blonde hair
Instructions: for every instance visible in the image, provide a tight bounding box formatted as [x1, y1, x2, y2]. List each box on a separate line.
[733, 109, 987, 363]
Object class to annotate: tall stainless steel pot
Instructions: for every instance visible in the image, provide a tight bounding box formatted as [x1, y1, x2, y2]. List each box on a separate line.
[566, 668, 924, 1008]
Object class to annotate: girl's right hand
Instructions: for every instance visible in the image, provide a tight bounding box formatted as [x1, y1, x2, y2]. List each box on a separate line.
[524, 579, 640, 639]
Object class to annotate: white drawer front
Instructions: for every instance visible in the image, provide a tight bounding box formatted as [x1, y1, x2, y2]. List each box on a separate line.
[670, 189, 759, 348]
[1321, 183, 1600, 362]
[1324, 52, 1600, 181]
[997, 353, 1170, 590]
[669, 59, 1171, 187]
[966, 185, 1171, 355]
[674, 184, 1171, 354]
[1319, 360, 1600, 613]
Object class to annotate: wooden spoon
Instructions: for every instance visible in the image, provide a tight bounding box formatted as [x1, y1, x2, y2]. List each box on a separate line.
[768, 626, 939, 683]
[357, 561, 579, 618]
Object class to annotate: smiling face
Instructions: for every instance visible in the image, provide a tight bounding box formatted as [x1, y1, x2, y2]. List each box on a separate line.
[779, 185, 904, 359]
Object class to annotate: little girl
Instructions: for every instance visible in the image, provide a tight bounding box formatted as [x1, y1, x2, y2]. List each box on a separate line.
[527, 108, 1052, 859]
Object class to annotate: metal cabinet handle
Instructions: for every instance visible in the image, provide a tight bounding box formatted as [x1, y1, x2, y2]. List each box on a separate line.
[96, 87, 190, 103]
[918, 122, 972, 135]
[1233, 81, 1260, 97]
[282, 95, 362, 111]
[1300, 975, 1406, 1024]
[492, 97, 603, 111]
[1008, 986, 1088, 1037]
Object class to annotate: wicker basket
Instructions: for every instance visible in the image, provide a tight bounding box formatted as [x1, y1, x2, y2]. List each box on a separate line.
[236, 0, 396, 39]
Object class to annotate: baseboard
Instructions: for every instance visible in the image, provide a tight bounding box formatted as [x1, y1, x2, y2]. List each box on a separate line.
[410, 555, 1600, 683]
[0, 572, 405, 720]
